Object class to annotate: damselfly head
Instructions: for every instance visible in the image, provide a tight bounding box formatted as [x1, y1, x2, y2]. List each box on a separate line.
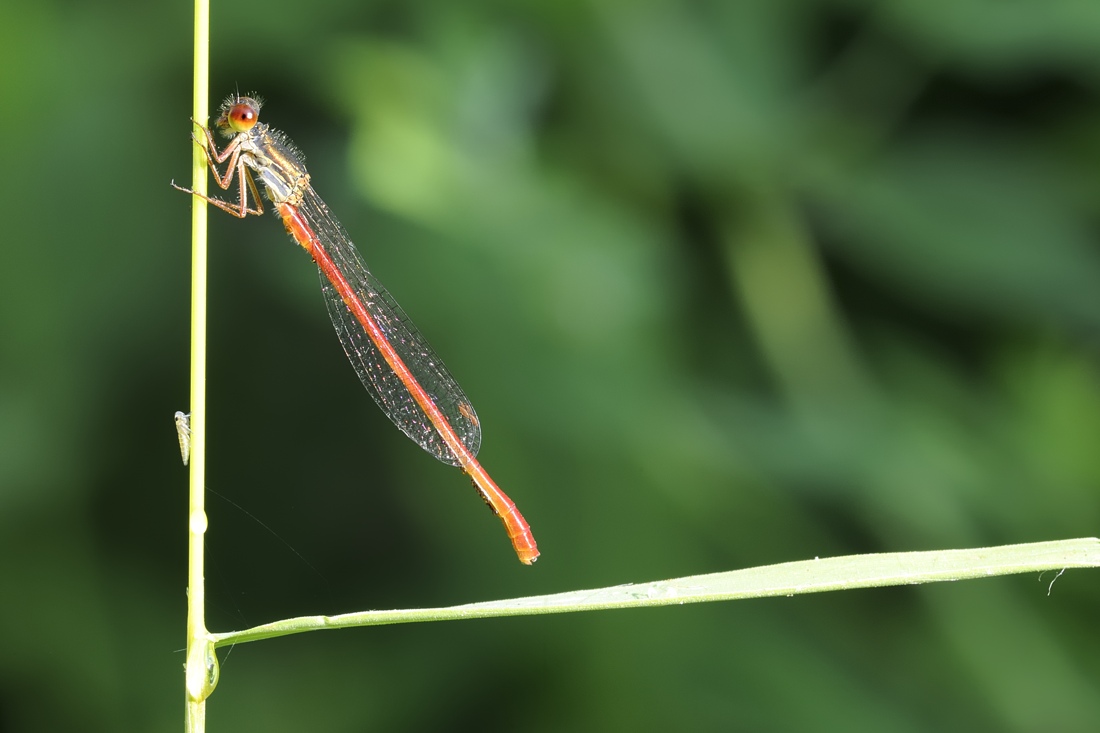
[216, 93, 263, 136]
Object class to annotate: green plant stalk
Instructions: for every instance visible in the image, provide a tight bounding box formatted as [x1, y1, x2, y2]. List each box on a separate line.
[184, 0, 213, 729]
[211, 538, 1100, 647]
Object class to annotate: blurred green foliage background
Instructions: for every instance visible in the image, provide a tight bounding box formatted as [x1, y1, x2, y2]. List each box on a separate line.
[2, 0, 1100, 730]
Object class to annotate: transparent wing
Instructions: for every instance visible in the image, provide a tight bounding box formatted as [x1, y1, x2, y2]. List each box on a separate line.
[299, 189, 482, 465]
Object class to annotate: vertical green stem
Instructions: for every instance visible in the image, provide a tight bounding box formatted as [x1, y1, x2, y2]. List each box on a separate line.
[184, 0, 213, 729]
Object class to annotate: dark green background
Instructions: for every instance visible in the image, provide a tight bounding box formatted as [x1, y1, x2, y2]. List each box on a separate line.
[2, 0, 1099, 730]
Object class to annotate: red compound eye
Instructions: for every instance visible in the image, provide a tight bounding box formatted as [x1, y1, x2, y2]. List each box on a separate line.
[217, 95, 261, 133]
[226, 100, 258, 132]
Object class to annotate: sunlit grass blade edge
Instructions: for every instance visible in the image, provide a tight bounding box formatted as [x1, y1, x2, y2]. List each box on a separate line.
[212, 537, 1100, 647]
